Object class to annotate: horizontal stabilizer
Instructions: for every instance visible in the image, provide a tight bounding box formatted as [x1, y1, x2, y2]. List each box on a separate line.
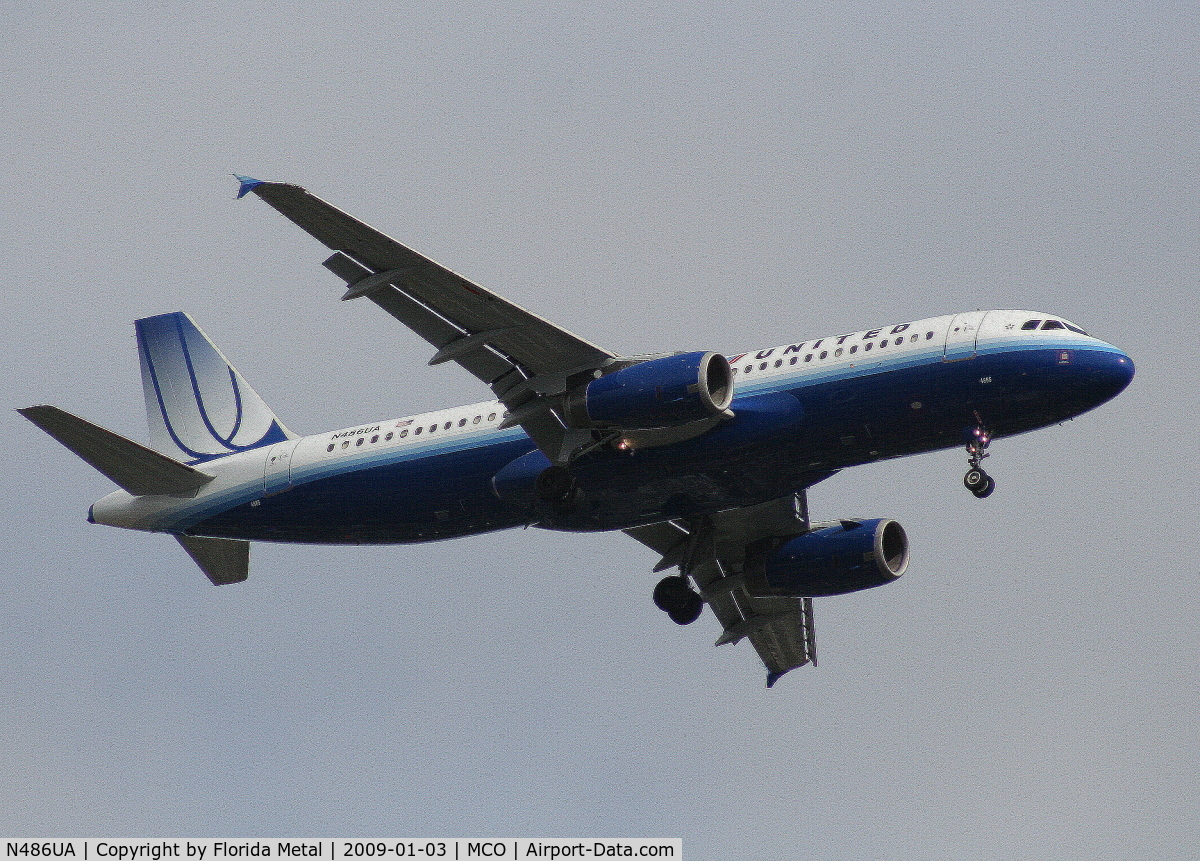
[19, 405, 214, 497]
[176, 535, 249, 585]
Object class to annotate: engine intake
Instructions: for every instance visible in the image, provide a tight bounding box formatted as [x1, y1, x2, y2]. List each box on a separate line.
[747, 519, 910, 597]
[567, 351, 734, 429]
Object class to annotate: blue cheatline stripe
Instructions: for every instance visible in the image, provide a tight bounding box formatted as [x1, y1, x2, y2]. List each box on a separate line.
[154, 425, 530, 532]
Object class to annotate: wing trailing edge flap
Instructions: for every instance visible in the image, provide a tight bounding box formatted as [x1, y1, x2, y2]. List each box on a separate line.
[625, 491, 823, 686]
[18, 405, 213, 497]
[243, 180, 617, 461]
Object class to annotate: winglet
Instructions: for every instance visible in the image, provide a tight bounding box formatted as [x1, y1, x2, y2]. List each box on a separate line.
[234, 174, 265, 199]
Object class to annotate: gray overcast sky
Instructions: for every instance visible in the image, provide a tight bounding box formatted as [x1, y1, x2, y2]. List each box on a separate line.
[3, 2, 1197, 857]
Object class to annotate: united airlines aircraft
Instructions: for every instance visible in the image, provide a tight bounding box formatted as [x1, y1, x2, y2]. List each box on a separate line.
[20, 178, 1135, 685]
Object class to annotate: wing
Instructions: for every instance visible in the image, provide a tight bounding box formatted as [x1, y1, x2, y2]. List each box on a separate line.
[625, 491, 825, 687]
[239, 178, 617, 461]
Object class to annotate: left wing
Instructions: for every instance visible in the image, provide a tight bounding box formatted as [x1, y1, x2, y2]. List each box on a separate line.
[625, 492, 822, 687]
[238, 177, 617, 461]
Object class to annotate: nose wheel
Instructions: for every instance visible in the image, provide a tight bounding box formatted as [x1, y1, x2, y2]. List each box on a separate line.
[964, 467, 995, 498]
[963, 423, 996, 498]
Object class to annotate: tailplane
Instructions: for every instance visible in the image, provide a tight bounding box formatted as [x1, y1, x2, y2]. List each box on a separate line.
[136, 312, 293, 464]
[18, 405, 214, 496]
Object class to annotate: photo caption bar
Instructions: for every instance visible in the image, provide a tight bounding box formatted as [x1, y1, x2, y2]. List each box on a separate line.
[1, 840, 682, 861]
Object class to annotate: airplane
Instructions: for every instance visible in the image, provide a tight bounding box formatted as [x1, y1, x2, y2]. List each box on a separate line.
[19, 176, 1136, 686]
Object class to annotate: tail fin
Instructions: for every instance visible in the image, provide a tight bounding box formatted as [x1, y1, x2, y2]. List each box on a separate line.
[136, 312, 293, 464]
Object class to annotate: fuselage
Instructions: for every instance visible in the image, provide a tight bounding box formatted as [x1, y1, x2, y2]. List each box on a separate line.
[90, 309, 1134, 543]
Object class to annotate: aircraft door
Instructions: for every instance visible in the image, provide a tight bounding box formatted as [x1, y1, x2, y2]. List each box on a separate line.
[263, 439, 300, 495]
[943, 311, 990, 361]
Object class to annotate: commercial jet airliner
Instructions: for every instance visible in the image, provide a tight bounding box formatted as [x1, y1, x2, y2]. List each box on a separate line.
[20, 177, 1135, 685]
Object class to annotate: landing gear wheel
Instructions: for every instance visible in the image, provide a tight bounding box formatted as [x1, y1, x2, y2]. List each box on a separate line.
[653, 575, 703, 625]
[964, 468, 989, 493]
[962, 417, 996, 498]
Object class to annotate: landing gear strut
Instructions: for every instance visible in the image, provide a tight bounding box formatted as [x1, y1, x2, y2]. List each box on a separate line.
[653, 574, 703, 625]
[963, 423, 996, 498]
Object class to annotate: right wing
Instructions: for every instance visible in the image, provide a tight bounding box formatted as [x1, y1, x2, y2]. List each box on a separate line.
[239, 178, 618, 461]
[625, 491, 824, 687]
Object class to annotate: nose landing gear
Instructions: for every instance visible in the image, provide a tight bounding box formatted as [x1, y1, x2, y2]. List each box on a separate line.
[963, 423, 995, 498]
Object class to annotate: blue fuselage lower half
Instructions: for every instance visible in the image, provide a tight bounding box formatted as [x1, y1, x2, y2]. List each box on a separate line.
[167, 337, 1132, 545]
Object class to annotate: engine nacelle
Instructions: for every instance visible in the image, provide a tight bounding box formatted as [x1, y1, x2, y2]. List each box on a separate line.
[567, 351, 734, 429]
[748, 519, 910, 597]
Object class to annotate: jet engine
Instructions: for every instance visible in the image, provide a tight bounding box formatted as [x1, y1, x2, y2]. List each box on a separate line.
[746, 519, 910, 597]
[565, 351, 734, 429]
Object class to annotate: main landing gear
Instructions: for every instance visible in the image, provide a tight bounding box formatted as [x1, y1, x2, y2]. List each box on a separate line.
[653, 574, 704, 625]
[963, 423, 996, 498]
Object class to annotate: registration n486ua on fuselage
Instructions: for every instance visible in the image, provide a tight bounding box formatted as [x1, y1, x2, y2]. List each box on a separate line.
[20, 177, 1135, 686]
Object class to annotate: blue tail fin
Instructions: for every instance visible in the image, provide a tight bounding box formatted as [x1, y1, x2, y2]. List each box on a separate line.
[136, 312, 293, 464]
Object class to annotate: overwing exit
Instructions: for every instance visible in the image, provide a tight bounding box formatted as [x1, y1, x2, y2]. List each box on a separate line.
[20, 178, 1135, 685]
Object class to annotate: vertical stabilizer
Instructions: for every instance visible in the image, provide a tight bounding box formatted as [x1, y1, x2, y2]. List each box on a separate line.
[136, 312, 293, 464]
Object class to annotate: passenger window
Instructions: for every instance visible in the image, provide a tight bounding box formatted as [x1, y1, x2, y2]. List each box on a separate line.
[1021, 320, 1041, 330]
[326, 443, 334, 452]
[834, 348, 843, 357]
[429, 425, 437, 433]
[759, 362, 767, 370]
[444, 421, 452, 430]
[458, 418, 466, 427]
[473, 415, 481, 424]
[864, 342, 873, 351]
[1041, 320, 1065, 330]
[488, 413, 497, 421]
[356, 438, 364, 446]
[880, 340, 888, 348]
[819, 351, 828, 360]
[774, 359, 782, 368]
[804, 355, 812, 362]
[849, 345, 857, 354]
[926, 331, 934, 339]
[399, 429, 408, 438]
[385, 432, 393, 441]
[414, 427, 422, 435]
[341, 441, 349, 449]
[744, 365, 752, 373]
[790, 357, 797, 364]
[370, 435, 379, 444]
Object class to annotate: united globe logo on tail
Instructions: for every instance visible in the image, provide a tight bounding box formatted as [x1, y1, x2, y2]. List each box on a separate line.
[136, 312, 293, 464]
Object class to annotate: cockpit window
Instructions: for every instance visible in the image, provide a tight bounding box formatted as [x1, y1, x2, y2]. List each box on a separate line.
[1021, 320, 1041, 330]
[1041, 320, 1065, 331]
[1063, 322, 1089, 335]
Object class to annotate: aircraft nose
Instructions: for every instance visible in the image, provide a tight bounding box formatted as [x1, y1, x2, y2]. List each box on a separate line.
[1109, 349, 1135, 391]
[1089, 347, 1135, 402]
